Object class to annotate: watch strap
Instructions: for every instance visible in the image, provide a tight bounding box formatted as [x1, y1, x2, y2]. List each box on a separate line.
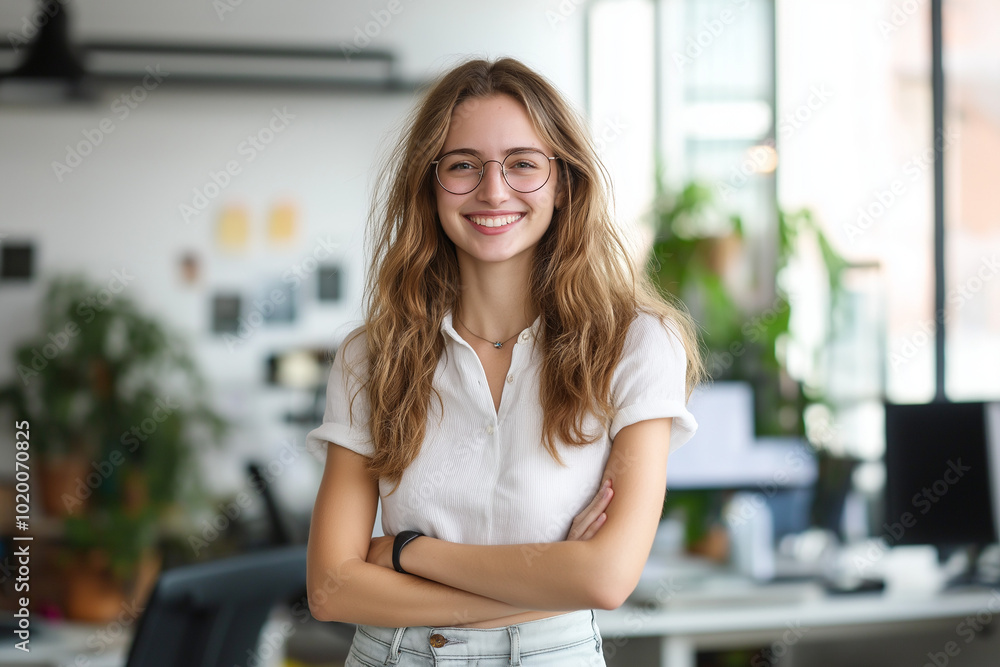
[392, 530, 424, 574]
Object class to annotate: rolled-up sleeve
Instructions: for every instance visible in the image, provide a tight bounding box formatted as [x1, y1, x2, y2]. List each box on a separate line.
[609, 311, 698, 452]
[305, 326, 374, 458]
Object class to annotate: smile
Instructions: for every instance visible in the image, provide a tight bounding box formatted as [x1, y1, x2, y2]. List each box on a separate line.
[465, 213, 525, 228]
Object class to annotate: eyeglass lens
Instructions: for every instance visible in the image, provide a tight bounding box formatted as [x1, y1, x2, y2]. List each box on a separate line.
[435, 150, 551, 194]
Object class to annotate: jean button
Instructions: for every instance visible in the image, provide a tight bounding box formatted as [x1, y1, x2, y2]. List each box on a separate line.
[429, 633, 448, 648]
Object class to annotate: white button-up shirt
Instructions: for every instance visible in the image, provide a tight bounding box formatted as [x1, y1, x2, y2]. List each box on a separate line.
[306, 308, 697, 546]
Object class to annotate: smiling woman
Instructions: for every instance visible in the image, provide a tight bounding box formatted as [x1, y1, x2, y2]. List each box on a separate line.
[305, 56, 704, 667]
[433, 94, 560, 269]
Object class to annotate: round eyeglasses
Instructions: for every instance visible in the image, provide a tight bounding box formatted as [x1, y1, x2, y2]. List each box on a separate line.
[431, 149, 558, 195]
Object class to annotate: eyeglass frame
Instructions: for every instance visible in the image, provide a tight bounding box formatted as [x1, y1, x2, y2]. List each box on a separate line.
[430, 148, 560, 195]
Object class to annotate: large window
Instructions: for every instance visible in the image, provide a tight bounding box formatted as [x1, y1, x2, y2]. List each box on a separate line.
[943, 0, 1000, 400]
[589, 0, 779, 315]
[779, 0, 1000, 459]
[587, 0, 656, 259]
[589, 0, 999, 463]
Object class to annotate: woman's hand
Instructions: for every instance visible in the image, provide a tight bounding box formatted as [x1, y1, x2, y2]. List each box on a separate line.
[366, 534, 395, 570]
[566, 478, 613, 540]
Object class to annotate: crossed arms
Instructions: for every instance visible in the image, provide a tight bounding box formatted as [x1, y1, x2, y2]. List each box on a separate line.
[306, 417, 672, 627]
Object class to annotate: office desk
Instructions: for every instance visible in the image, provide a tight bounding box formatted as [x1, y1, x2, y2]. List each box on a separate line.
[8, 587, 999, 667]
[0, 619, 129, 667]
[0, 611, 321, 667]
[596, 587, 1000, 667]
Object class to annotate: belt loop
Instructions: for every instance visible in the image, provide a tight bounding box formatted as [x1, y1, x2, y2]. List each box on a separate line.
[385, 626, 406, 665]
[507, 624, 521, 666]
[591, 610, 603, 653]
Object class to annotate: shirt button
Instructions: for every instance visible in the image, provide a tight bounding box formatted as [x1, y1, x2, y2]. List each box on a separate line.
[429, 633, 447, 648]
[486, 424, 495, 435]
[506, 374, 514, 383]
[520, 332, 530, 342]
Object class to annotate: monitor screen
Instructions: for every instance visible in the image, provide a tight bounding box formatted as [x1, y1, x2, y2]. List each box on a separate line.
[884, 402, 999, 547]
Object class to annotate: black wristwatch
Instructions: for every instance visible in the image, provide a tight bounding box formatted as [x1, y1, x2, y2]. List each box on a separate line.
[392, 530, 424, 574]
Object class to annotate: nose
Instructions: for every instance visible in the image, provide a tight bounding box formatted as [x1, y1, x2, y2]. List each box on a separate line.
[477, 159, 510, 204]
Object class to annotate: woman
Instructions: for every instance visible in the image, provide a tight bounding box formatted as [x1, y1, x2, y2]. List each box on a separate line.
[306, 56, 703, 666]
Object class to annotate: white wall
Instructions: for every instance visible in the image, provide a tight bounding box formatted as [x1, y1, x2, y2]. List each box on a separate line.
[0, 0, 587, 507]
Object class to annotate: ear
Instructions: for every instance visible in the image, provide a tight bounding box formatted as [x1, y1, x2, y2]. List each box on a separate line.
[553, 163, 568, 210]
[554, 185, 567, 210]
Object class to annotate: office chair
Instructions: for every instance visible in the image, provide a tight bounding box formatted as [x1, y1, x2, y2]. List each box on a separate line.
[124, 545, 308, 667]
[248, 461, 304, 546]
[243, 461, 357, 653]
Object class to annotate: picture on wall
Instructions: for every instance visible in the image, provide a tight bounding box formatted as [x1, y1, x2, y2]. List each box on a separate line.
[0, 241, 35, 281]
[179, 250, 201, 285]
[211, 293, 242, 334]
[318, 263, 342, 302]
[259, 278, 296, 324]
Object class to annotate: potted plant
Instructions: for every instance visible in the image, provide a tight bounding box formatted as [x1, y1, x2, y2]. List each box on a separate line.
[648, 181, 847, 436]
[650, 182, 849, 553]
[0, 273, 229, 621]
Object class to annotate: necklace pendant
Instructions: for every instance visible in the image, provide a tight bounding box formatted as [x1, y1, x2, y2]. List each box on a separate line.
[493, 341, 503, 349]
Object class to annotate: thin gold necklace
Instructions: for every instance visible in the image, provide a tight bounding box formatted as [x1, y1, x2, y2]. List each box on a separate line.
[455, 312, 527, 349]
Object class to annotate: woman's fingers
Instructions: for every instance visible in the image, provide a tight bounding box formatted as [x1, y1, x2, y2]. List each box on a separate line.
[566, 479, 613, 540]
[578, 512, 607, 541]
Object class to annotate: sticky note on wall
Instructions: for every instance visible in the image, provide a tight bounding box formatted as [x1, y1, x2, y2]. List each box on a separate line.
[217, 206, 249, 251]
[268, 202, 297, 245]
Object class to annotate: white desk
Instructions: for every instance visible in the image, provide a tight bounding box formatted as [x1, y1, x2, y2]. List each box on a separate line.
[596, 586, 1000, 667]
[0, 613, 294, 667]
[0, 619, 129, 667]
[8, 586, 999, 667]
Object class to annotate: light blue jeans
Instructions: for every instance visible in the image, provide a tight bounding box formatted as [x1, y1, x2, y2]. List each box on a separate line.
[345, 610, 607, 666]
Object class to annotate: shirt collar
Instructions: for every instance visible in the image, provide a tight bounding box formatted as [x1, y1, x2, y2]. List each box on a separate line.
[441, 307, 541, 346]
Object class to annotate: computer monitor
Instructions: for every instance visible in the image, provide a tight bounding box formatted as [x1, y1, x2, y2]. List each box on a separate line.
[883, 401, 1000, 580]
[668, 382, 817, 490]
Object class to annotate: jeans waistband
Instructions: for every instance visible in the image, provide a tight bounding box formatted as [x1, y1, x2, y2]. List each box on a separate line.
[355, 609, 601, 661]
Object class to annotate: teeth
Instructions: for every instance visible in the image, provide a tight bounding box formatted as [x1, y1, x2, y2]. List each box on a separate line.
[467, 214, 522, 228]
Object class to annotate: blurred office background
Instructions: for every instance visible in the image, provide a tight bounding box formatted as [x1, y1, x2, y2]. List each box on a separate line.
[0, 0, 998, 666]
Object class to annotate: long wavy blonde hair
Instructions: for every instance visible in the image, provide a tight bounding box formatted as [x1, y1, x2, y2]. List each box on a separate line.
[344, 57, 705, 488]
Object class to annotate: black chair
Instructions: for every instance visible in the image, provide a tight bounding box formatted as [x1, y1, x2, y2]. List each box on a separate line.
[124, 545, 308, 667]
[248, 461, 305, 546]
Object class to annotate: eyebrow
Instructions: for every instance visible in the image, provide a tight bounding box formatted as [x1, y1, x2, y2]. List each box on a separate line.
[442, 146, 544, 157]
